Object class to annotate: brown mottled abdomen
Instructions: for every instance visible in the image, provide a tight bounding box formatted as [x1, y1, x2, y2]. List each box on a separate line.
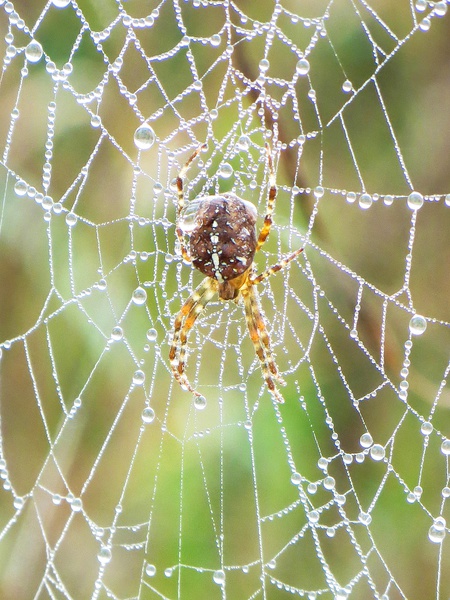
[182, 193, 258, 282]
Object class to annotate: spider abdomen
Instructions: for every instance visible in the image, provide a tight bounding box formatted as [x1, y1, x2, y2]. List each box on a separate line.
[183, 193, 258, 283]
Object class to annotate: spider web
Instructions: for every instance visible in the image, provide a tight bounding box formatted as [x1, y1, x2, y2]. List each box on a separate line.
[0, 0, 449, 599]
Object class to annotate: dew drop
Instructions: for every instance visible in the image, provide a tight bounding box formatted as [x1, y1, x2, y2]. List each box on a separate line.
[213, 569, 225, 585]
[342, 79, 353, 93]
[46, 61, 56, 75]
[259, 58, 269, 72]
[142, 407, 155, 424]
[134, 123, 155, 150]
[42, 195, 53, 209]
[91, 114, 101, 128]
[441, 438, 450, 455]
[97, 546, 112, 565]
[323, 476, 335, 490]
[290, 472, 301, 485]
[296, 58, 310, 75]
[25, 40, 43, 63]
[317, 457, 328, 470]
[343, 453, 353, 465]
[219, 163, 233, 178]
[413, 486, 423, 499]
[420, 421, 433, 436]
[13, 496, 24, 509]
[313, 186, 324, 198]
[210, 34, 221, 47]
[409, 314, 427, 335]
[71, 498, 82, 512]
[6, 45, 17, 59]
[419, 17, 431, 31]
[360, 433, 373, 449]
[407, 191, 424, 210]
[65, 212, 77, 226]
[132, 287, 147, 305]
[153, 182, 163, 195]
[180, 199, 202, 233]
[434, 2, 447, 17]
[62, 62, 73, 77]
[133, 370, 145, 385]
[370, 444, 385, 461]
[406, 491, 416, 504]
[14, 180, 28, 196]
[359, 512, 372, 525]
[111, 326, 123, 341]
[359, 193, 372, 209]
[194, 395, 207, 410]
[308, 510, 319, 523]
[145, 563, 156, 577]
[237, 135, 250, 152]
[146, 328, 157, 342]
[428, 518, 446, 543]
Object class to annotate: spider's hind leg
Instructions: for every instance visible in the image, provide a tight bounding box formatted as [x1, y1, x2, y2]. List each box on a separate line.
[242, 285, 285, 403]
[169, 277, 217, 398]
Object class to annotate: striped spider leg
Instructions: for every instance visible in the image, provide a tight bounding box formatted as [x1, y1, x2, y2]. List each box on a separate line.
[169, 277, 217, 398]
[175, 143, 207, 263]
[243, 247, 304, 403]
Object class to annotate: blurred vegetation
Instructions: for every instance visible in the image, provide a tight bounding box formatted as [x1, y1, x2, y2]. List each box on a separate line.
[0, 2, 449, 599]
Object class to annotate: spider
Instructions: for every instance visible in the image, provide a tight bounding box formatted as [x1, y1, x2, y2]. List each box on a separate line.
[169, 143, 303, 403]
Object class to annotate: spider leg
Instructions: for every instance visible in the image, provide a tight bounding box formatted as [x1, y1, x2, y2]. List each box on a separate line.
[251, 247, 303, 285]
[242, 286, 285, 403]
[169, 276, 217, 397]
[175, 144, 207, 263]
[256, 143, 277, 252]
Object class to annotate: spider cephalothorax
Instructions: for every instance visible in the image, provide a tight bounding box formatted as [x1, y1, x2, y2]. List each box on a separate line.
[169, 143, 303, 403]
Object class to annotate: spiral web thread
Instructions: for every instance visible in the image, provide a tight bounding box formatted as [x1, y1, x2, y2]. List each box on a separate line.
[0, 1, 449, 599]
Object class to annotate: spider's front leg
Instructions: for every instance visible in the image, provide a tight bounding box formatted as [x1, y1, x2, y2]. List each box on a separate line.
[242, 285, 285, 403]
[175, 144, 206, 262]
[256, 143, 278, 252]
[169, 277, 217, 397]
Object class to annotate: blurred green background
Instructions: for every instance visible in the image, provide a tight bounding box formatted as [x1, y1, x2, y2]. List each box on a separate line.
[0, 1, 449, 599]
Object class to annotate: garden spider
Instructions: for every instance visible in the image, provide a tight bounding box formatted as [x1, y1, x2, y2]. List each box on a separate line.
[169, 143, 303, 403]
